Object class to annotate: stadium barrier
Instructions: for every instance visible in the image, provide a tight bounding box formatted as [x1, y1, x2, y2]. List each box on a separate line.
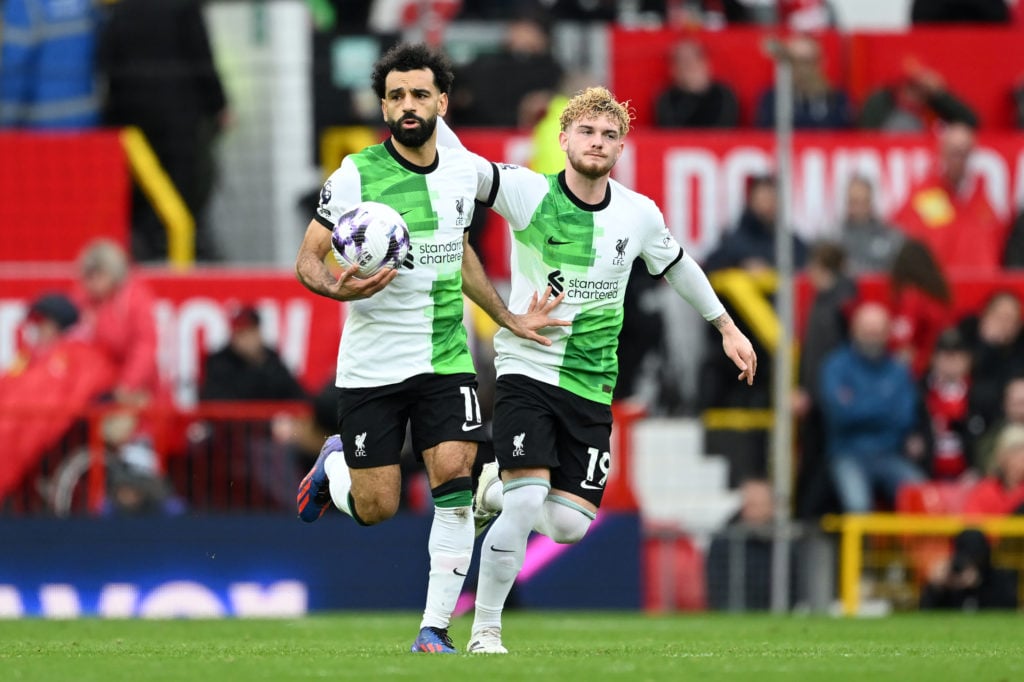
[119, 127, 195, 268]
[823, 513, 1024, 615]
[1, 401, 312, 517]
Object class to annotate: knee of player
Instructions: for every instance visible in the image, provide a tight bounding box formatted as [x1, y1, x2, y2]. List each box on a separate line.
[549, 519, 590, 544]
[428, 461, 474, 486]
[351, 493, 400, 525]
[544, 498, 594, 544]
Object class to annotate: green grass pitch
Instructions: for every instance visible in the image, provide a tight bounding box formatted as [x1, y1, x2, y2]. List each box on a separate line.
[2, 612, 1022, 681]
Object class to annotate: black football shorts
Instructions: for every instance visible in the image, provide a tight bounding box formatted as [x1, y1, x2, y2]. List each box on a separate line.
[492, 373, 612, 507]
[336, 372, 486, 469]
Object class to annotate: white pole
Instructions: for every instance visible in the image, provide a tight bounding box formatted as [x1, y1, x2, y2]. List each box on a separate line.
[768, 37, 795, 615]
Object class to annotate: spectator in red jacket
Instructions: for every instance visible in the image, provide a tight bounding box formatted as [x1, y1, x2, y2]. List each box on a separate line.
[70, 238, 160, 408]
[6, 293, 80, 374]
[892, 123, 1006, 276]
[962, 424, 1024, 515]
[921, 328, 975, 480]
[887, 239, 953, 378]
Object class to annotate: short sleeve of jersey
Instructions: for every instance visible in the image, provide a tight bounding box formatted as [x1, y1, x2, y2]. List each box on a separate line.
[466, 151, 499, 207]
[638, 200, 684, 278]
[489, 164, 550, 231]
[313, 157, 362, 230]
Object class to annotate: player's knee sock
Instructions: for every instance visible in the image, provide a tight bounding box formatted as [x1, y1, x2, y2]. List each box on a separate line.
[483, 473, 504, 512]
[324, 451, 354, 517]
[473, 479, 549, 633]
[420, 477, 474, 631]
[533, 495, 595, 544]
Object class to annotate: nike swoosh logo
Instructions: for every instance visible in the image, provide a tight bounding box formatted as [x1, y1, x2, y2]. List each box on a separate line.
[399, 209, 414, 216]
[461, 422, 482, 432]
[490, 545, 516, 553]
[580, 481, 603, 490]
[453, 568, 467, 576]
[546, 237, 572, 245]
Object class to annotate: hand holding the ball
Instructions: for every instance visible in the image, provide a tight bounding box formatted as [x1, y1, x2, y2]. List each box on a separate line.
[328, 262, 397, 301]
[505, 286, 571, 347]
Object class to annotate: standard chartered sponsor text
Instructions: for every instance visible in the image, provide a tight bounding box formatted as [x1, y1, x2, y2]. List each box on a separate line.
[566, 278, 619, 301]
[418, 239, 463, 265]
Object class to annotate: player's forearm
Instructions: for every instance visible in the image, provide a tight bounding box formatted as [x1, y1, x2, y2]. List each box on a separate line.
[295, 250, 340, 300]
[710, 311, 742, 337]
[461, 244, 513, 328]
[663, 251, 726, 322]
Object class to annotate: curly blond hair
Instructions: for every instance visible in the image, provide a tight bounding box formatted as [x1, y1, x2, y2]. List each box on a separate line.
[559, 86, 633, 137]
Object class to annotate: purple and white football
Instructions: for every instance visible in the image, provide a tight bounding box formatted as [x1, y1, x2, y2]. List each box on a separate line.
[331, 201, 411, 278]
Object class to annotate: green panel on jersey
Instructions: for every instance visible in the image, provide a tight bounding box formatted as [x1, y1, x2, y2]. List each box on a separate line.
[349, 143, 472, 377]
[513, 175, 597, 269]
[351, 145, 438, 236]
[559, 307, 622, 404]
[429, 273, 474, 374]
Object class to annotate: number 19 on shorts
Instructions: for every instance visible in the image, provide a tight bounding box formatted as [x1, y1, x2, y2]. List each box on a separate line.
[585, 447, 611, 489]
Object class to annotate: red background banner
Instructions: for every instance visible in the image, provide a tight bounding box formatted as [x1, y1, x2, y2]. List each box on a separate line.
[0, 132, 130, 262]
[0, 268, 343, 406]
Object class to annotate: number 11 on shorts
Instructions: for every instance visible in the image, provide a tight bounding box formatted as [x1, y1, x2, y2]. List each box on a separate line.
[460, 386, 482, 431]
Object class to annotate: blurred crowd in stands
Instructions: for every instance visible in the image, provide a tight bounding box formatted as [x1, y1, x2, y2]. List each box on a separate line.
[3, 0, 1024, 535]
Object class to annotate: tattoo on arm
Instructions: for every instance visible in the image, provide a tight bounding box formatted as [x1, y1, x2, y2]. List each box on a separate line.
[711, 312, 733, 330]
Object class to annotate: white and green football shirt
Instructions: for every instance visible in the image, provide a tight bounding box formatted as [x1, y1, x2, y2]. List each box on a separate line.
[316, 140, 489, 388]
[474, 164, 683, 405]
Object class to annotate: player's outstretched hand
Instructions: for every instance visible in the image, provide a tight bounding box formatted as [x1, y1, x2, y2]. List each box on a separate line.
[722, 327, 757, 386]
[329, 263, 397, 301]
[507, 286, 571, 347]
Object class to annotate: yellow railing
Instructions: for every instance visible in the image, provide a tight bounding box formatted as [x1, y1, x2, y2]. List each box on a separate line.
[701, 269, 797, 432]
[700, 408, 774, 431]
[319, 126, 378, 177]
[118, 127, 194, 268]
[708, 268, 781, 352]
[823, 513, 1024, 615]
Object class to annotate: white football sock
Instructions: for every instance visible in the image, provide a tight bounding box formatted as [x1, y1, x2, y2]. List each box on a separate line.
[420, 505, 474, 630]
[324, 451, 353, 516]
[473, 480, 549, 633]
[532, 496, 595, 544]
[483, 475, 504, 512]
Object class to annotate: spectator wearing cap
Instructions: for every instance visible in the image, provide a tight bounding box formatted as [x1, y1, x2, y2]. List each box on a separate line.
[197, 304, 309, 510]
[921, 327, 978, 480]
[199, 305, 307, 402]
[6, 293, 80, 375]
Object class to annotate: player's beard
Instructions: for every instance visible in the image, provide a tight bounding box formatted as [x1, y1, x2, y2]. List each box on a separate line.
[566, 148, 616, 180]
[387, 113, 437, 148]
